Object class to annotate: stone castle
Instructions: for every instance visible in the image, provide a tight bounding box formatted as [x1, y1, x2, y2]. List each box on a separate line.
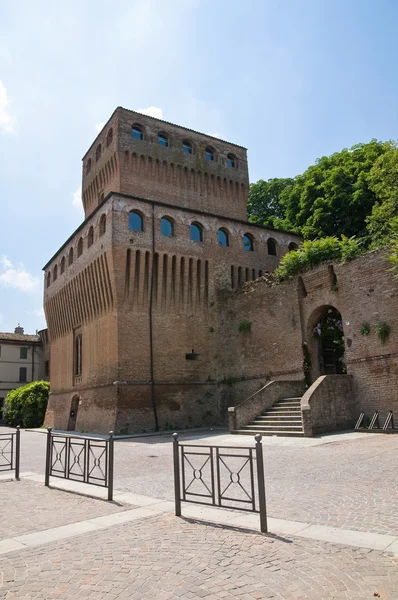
[43, 108, 398, 435]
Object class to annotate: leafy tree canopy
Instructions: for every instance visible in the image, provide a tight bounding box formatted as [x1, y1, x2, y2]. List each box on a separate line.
[249, 140, 398, 242]
[4, 380, 49, 428]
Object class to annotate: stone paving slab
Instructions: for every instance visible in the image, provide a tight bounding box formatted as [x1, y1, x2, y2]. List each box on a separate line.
[1, 513, 397, 599]
[0, 480, 129, 539]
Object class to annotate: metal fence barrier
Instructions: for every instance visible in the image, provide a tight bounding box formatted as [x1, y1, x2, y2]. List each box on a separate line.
[44, 428, 114, 500]
[173, 432, 268, 533]
[0, 426, 20, 480]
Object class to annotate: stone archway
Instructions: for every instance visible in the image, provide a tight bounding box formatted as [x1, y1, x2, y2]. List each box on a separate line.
[306, 305, 347, 382]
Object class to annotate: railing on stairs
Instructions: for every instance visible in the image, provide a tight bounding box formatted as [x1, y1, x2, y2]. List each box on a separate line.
[228, 380, 305, 432]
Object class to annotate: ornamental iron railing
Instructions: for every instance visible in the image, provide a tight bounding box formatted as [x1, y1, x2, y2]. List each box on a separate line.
[0, 427, 20, 480]
[173, 433, 267, 533]
[44, 428, 114, 500]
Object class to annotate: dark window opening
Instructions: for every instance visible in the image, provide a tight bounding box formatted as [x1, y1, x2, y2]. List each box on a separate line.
[158, 134, 168, 147]
[129, 210, 144, 231]
[267, 238, 277, 256]
[19, 367, 27, 383]
[190, 223, 203, 242]
[227, 153, 236, 168]
[20, 347, 28, 359]
[88, 227, 94, 248]
[160, 217, 173, 237]
[218, 228, 229, 247]
[289, 242, 298, 251]
[74, 334, 82, 377]
[95, 144, 101, 162]
[99, 214, 106, 237]
[132, 126, 143, 140]
[77, 237, 83, 257]
[183, 140, 192, 154]
[106, 128, 113, 147]
[205, 147, 214, 161]
[44, 361, 50, 378]
[68, 248, 74, 266]
[86, 159, 91, 175]
[243, 234, 254, 252]
[60, 257, 65, 274]
[53, 265, 58, 281]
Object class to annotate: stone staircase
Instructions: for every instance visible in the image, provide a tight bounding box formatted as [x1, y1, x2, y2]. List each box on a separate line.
[232, 397, 304, 437]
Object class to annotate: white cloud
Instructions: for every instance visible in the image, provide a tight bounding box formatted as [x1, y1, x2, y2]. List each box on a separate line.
[0, 80, 15, 134]
[207, 132, 223, 139]
[136, 106, 163, 119]
[72, 186, 82, 207]
[0, 256, 39, 293]
[95, 122, 105, 132]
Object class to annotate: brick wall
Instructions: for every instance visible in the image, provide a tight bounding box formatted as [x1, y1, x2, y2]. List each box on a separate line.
[220, 250, 398, 419]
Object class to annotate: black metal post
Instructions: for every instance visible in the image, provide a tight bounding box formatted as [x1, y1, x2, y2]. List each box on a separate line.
[108, 431, 114, 501]
[45, 427, 52, 487]
[173, 433, 181, 516]
[15, 426, 20, 481]
[255, 434, 268, 533]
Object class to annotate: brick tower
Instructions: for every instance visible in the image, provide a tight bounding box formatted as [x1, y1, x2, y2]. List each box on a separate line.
[43, 107, 300, 433]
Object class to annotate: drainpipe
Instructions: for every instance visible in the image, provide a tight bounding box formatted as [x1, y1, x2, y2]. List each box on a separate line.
[149, 203, 159, 430]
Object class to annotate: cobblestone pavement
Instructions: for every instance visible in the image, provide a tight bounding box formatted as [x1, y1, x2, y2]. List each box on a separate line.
[3, 428, 398, 535]
[0, 480, 128, 539]
[1, 513, 397, 600]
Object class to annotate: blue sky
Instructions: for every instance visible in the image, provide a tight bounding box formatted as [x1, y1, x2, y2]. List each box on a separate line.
[1, 0, 398, 334]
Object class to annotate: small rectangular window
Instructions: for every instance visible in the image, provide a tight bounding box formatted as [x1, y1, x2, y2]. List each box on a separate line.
[20, 347, 28, 359]
[74, 333, 83, 377]
[44, 361, 50, 377]
[19, 367, 27, 383]
[186, 352, 200, 361]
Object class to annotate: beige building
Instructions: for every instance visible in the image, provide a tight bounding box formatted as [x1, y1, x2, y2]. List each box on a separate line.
[0, 326, 48, 419]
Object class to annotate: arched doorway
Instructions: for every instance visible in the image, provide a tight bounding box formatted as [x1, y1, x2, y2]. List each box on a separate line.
[307, 306, 347, 380]
[67, 395, 80, 431]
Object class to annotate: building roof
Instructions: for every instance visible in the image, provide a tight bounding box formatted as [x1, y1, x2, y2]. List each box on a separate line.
[0, 332, 41, 343]
[82, 106, 247, 160]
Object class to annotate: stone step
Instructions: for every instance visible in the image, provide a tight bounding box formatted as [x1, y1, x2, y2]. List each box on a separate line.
[232, 429, 305, 437]
[255, 415, 302, 421]
[266, 408, 301, 414]
[278, 397, 302, 401]
[242, 424, 303, 432]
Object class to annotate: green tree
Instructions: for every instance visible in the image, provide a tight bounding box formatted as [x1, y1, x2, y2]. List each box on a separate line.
[4, 380, 49, 428]
[249, 140, 395, 241]
[247, 178, 294, 228]
[366, 146, 398, 246]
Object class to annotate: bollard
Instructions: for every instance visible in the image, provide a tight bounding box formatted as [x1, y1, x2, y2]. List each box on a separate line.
[15, 426, 20, 481]
[45, 427, 52, 487]
[255, 434, 268, 533]
[108, 431, 114, 501]
[173, 433, 181, 516]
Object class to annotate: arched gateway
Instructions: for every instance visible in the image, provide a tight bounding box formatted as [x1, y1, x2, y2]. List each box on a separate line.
[307, 305, 347, 381]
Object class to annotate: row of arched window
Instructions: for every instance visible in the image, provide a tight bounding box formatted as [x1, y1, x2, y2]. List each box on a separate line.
[128, 210, 298, 255]
[47, 215, 106, 287]
[85, 125, 237, 175]
[131, 125, 236, 166]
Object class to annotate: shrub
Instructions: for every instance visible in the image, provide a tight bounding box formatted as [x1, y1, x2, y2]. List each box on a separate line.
[4, 380, 49, 428]
[375, 322, 391, 344]
[360, 322, 371, 336]
[274, 236, 362, 281]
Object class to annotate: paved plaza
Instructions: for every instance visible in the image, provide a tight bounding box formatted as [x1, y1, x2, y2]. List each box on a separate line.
[0, 428, 397, 598]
